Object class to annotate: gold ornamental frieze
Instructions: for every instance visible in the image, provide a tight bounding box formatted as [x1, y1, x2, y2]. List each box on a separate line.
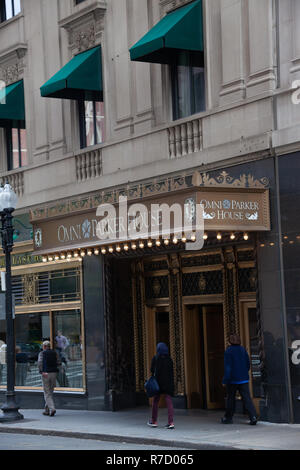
[30, 170, 270, 223]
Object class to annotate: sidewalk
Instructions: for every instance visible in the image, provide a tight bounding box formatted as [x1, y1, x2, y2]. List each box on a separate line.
[0, 407, 299, 450]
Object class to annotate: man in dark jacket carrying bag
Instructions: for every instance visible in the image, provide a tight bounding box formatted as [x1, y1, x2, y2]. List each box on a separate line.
[147, 342, 175, 429]
[222, 334, 258, 425]
[38, 341, 61, 416]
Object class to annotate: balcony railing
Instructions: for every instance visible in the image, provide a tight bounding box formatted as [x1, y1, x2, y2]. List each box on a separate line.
[0, 170, 24, 197]
[168, 117, 203, 158]
[75, 147, 102, 182]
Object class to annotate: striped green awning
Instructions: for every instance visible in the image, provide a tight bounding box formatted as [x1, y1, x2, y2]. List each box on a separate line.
[40, 46, 103, 100]
[130, 0, 203, 64]
[0, 80, 25, 128]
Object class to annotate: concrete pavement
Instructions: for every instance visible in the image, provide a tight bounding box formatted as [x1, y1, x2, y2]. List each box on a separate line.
[0, 407, 299, 450]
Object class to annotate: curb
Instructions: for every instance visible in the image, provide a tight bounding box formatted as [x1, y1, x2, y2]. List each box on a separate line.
[0, 426, 243, 450]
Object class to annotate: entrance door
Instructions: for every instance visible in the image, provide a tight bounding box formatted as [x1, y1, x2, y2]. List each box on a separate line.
[145, 306, 170, 407]
[183, 304, 225, 409]
[202, 305, 226, 409]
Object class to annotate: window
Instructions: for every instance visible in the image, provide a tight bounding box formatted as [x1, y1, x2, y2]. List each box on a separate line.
[75, 0, 86, 4]
[6, 124, 28, 171]
[171, 51, 205, 121]
[78, 100, 105, 149]
[0, 0, 21, 22]
[0, 266, 84, 391]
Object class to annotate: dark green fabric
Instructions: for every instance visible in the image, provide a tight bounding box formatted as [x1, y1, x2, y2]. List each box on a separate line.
[0, 80, 25, 127]
[130, 0, 203, 64]
[40, 46, 103, 100]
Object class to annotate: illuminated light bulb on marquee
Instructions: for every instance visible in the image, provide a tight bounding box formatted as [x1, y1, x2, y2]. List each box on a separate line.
[80, 250, 86, 257]
[147, 240, 153, 248]
[181, 235, 187, 243]
[124, 244, 129, 251]
[131, 242, 137, 250]
[94, 248, 99, 255]
[108, 246, 114, 253]
[139, 241, 145, 249]
[60, 253, 66, 260]
[155, 239, 161, 247]
[217, 233, 222, 240]
[173, 237, 178, 244]
[243, 233, 249, 241]
[203, 233, 208, 240]
[190, 233, 196, 242]
[230, 233, 236, 240]
[101, 248, 107, 255]
[164, 239, 169, 246]
[116, 246, 121, 252]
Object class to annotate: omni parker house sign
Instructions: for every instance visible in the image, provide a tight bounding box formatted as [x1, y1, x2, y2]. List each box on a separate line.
[30, 171, 271, 254]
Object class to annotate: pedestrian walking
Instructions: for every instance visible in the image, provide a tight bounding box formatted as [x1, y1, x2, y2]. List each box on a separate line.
[38, 341, 61, 417]
[221, 334, 258, 425]
[147, 342, 175, 429]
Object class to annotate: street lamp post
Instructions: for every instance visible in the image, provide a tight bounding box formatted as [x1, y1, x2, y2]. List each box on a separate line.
[0, 184, 23, 422]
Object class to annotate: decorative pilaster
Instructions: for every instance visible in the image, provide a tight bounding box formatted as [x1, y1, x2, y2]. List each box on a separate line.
[168, 254, 185, 395]
[131, 260, 147, 392]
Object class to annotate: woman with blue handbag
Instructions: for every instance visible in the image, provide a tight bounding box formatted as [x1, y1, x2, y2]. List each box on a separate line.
[147, 342, 175, 429]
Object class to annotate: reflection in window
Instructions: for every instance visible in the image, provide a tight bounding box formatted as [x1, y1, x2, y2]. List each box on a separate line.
[9, 310, 83, 390]
[79, 100, 105, 149]
[14, 312, 49, 387]
[54, 310, 83, 389]
[6, 126, 28, 171]
[171, 52, 205, 120]
[0, 0, 21, 22]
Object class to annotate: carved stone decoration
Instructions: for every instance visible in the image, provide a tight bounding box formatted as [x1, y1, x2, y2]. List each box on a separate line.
[60, 2, 106, 55]
[160, 0, 194, 15]
[0, 58, 25, 86]
[75, 24, 96, 53]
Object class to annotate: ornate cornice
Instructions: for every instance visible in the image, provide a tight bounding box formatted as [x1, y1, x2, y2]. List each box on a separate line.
[160, 0, 195, 15]
[60, 1, 106, 55]
[0, 45, 27, 85]
[29, 170, 270, 223]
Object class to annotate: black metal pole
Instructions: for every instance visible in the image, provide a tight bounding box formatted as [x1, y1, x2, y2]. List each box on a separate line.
[0, 208, 23, 422]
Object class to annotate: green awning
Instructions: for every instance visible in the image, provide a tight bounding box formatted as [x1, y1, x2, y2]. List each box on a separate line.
[0, 80, 25, 128]
[40, 46, 103, 101]
[130, 0, 203, 64]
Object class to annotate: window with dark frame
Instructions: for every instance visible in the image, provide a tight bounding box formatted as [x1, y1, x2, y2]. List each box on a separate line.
[6, 124, 28, 171]
[78, 100, 105, 149]
[0, 0, 21, 22]
[171, 51, 205, 121]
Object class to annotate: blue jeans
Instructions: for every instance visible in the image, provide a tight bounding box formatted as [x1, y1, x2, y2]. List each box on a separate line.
[225, 383, 257, 420]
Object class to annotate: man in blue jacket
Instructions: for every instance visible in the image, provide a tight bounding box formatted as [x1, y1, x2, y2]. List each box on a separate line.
[221, 334, 258, 425]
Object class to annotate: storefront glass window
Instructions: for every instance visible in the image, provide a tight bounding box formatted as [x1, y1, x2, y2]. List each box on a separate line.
[12, 309, 83, 389]
[15, 312, 49, 387]
[53, 310, 83, 389]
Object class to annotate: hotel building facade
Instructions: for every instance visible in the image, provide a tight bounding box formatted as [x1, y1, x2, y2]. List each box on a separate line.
[0, 0, 300, 423]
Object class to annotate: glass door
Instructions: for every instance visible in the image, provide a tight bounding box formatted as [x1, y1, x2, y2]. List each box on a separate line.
[202, 305, 226, 409]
